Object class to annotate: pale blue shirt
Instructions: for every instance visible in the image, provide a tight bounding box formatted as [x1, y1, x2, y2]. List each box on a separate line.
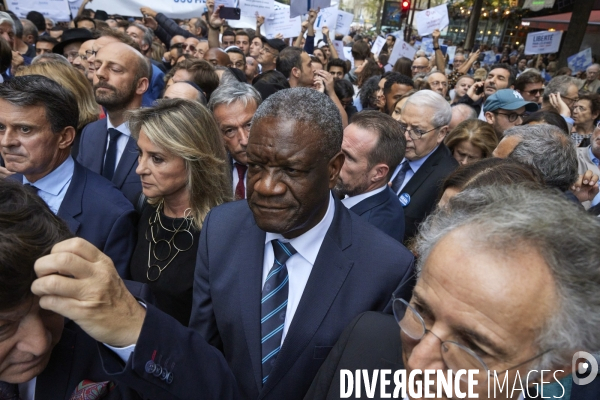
[390, 146, 439, 195]
[263, 193, 335, 344]
[104, 119, 131, 170]
[23, 156, 74, 214]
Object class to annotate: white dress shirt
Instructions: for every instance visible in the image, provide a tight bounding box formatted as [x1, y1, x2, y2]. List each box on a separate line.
[23, 156, 74, 214]
[231, 159, 248, 196]
[390, 146, 439, 195]
[263, 193, 335, 344]
[341, 185, 387, 209]
[18, 378, 35, 400]
[104, 119, 132, 170]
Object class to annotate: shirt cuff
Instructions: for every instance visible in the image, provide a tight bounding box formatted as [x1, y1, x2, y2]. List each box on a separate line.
[562, 115, 574, 125]
[104, 343, 136, 363]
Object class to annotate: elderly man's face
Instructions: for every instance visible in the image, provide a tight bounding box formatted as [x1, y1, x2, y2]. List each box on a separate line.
[213, 100, 257, 165]
[126, 26, 148, 54]
[411, 57, 430, 76]
[73, 40, 94, 80]
[401, 228, 557, 399]
[257, 44, 278, 67]
[246, 117, 343, 239]
[586, 65, 599, 82]
[427, 72, 448, 97]
[400, 103, 448, 161]
[0, 297, 63, 384]
[0, 101, 74, 182]
[453, 54, 465, 70]
[183, 37, 200, 56]
[454, 76, 474, 99]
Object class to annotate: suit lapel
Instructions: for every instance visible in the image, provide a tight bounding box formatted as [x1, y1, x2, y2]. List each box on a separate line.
[57, 162, 85, 234]
[35, 322, 77, 400]
[349, 187, 389, 216]
[401, 145, 445, 196]
[112, 136, 138, 188]
[238, 216, 268, 392]
[89, 120, 108, 173]
[260, 201, 354, 397]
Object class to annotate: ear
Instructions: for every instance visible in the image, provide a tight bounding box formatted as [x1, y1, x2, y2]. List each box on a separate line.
[327, 151, 345, 189]
[291, 66, 301, 79]
[370, 163, 389, 184]
[436, 125, 449, 143]
[136, 77, 150, 95]
[485, 111, 495, 125]
[57, 126, 76, 149]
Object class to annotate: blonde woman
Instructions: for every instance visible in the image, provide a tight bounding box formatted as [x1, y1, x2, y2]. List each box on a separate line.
[15, 61, 99, 157]
[444, 119, 498, 166]
[128, 98, 232, 325]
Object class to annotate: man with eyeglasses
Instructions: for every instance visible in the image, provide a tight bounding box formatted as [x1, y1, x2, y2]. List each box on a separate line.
[257, 38, 287, 73]
[411, 56, 430, 77]
[307, 184, 600, 400]
[227, 47, 246, 72]
[426, 71, 448, 98]
[483, 89, 538, 141]
[515, 71, 544, 107]
[51, 28, 93, 68]
[389, 90, 458, 243]
[72, 39, 95, 82]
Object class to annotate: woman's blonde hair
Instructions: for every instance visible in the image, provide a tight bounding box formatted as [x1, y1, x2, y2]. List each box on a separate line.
[15, 61, 98, 130]
[444, 119, 498, 159]
[127, 99, 232, 229]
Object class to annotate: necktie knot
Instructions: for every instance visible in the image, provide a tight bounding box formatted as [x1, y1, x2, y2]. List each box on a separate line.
[0, 381, 19, 400]
[108, 128, 122, 141]
[272, 240, 296, 265]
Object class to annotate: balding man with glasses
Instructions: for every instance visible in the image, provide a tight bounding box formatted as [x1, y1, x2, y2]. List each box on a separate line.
[307, 184, 600, 400]
[388, 90, 458, 243]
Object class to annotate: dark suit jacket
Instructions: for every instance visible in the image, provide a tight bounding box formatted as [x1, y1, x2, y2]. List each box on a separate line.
[399, 144, 458, 242]
[306, 312, 600, 400]
[35, 282, 151, 400]
[10, 162, 136, 278]
[188, 198, 415, 400]
[77, 119, 141, 205]
[349, 186, 405, 242]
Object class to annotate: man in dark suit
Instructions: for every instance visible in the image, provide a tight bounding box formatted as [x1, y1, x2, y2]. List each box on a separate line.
[390, 90, 458, 242]
[334, 111, 406, 242]
[77, 41, 149, 205]
[307, 185, 600, 400]
[189, 88, 415, 400]
[0, 75, 136, 277]
[208, 82, 262, 200]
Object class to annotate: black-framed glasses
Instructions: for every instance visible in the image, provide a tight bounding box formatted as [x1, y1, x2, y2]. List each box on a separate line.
[494, 111, 526, 122]
[523, 88, 544, 96]
[398, 122, 441, 140]
[562, 96, 579, 104]
[171, 43, 184, 49]
[260, 47, 277, 56]
[391, 296, 552, 385]
[85, 50, 98, 58]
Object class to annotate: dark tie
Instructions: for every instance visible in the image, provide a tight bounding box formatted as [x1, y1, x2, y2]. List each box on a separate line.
[234, 163, 248, 200]
[261, 240, 297, 386]
[391, 161, 412, 194]
[0, 382, 19, 400]
[102, 128, 122, 181]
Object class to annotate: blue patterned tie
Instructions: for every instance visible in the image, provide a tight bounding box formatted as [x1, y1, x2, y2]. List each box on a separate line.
[261, 240, 296, 386]
[102, 128, 122, 181]
[391, 161, 412, 194]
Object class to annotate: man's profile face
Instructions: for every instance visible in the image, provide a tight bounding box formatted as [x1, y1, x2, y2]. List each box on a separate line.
[249, 37, 263, 58]
[296, 52, 313, 87]
[401, 228, 556, 399]
[484, 68, 511, 96]
[0, 297, 63, 384]
[126, 26, 148, 53]
[246, 117, 341, 238]
[0, 101, 70, 182]
[335, 124, 378, 197]
[245, 56, 259, 81]
[385, 83, 412, 114]
[329, 66, 345, 80]
[213, 100, 257, 165]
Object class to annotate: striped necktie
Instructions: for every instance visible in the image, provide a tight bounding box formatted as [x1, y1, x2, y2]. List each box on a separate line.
[261, 240, 297, 386]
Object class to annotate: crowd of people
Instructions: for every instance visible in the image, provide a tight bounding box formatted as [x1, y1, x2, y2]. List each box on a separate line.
[0, 3, 600, 400]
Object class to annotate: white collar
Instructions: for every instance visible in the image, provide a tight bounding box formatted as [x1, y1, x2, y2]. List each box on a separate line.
[341, 185, 387, 209]
[106, 118, 131, 137]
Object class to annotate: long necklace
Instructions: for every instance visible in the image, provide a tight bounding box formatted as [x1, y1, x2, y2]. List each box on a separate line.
[145, 200, 194, 282]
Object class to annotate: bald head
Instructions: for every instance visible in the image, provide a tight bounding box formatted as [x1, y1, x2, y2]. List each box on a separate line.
[205, 47, 231, 67]
[163, 81, 206, 105]
[412, 56, 430, 76]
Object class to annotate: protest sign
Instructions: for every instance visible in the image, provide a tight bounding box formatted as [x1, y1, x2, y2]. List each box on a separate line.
[420, 37, 433, 54]
[8, 0, 71, 21]
[240, 0, 274, 17]
[390, 30, 404, 40]
[333, 40, 345, 60]
[84, 0, 206, 19]
[215, 0, 236, 8]
[568, 48, 593, 74]
[264, 8, 301, 39]
[335, 10, 354, 36]
[388, 39, 416, 66]
[290, 0, 307, 18]
[371, 36, 386, 57]
[524, 30, 562, 55]
[313, 0, 332, 10]
[446, 46, 456, 64]
[69, 0, 84, 19]
[315, 6, 338, 32]
[343, 47, 354, 68]
[414, 4, 449, 36]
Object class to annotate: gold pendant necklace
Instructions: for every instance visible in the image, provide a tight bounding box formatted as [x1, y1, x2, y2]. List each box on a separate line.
[145, 200, 194, 282]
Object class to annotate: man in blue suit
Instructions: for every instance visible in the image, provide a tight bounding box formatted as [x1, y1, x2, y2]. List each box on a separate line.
[188, 88, 415, 399]
[334, 111, 405, 242]
[77, 40, 149, 205]
[0, 75, 136, 277]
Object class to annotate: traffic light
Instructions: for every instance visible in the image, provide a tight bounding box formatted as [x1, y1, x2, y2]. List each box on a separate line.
[401, 0, 411, 14]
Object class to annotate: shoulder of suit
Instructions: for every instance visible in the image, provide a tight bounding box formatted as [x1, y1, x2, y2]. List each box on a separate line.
[75, 164, 134, 213]
[204, 200, 253, 227]
[345, 312, 399, 343]
[81, 118, 107, 134]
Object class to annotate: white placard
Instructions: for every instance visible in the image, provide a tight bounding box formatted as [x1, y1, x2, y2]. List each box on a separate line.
[390, 30, 404, 40]
[333, 40, 345, 59]
[69, 0, 84, 19]
[264, 8, 301, 39]
[524, 30, 563, 55]
[371, 36, 386, 57]
[8, 0, 71, 22]
[240, 0, 274, 17]
[414, 4, 449, 37]
[82, 0, 206, 19]
[312, 0, 331, 10]
[289, 0, 308, 18]
[343, 47, 354, 67]
[420, 37, 433, 54]
[335, 10, 353, 36]
[388, 39, 416, 66]
[446, 45, 456, 64]
[215, 0, 237, 8]
[568, 48, 593, 74]
[315, 6, 338, 31]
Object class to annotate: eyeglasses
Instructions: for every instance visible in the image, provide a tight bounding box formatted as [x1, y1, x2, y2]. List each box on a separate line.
[411, 65, 428, 71]
[562, 96, 579, 104]
[85, 50, 98, 59]
[398, 122, 441, 140]
[523, 88, 544, 96]
[183, 44, 197, 53]
[430, 81, 448, 88]
[494, 111, 526, 122]
[574, 105, 589, 113]
[392, 296, 552, 384]
[171, 43, 184, 49]
[260, 47, 277, 56]
[64, 51, 80, 61]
